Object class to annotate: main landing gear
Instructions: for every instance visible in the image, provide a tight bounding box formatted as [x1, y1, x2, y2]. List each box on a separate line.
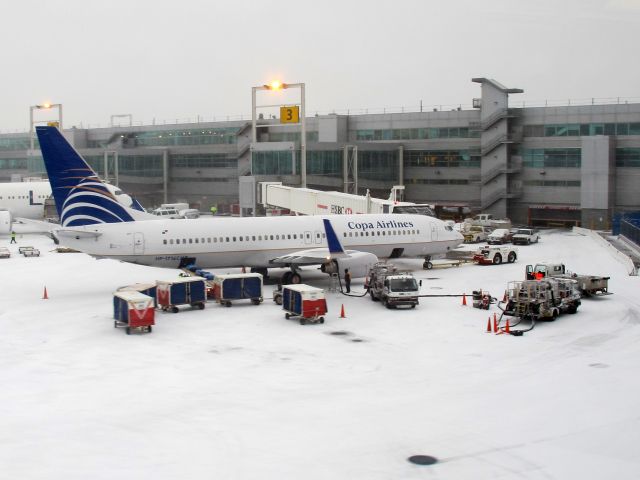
[250, 267, 269, 278]
[282, 269, 302, 285]
[423, 255, 433, 270]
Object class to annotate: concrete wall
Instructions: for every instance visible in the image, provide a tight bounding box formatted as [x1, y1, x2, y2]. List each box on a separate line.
[580, 136, 615, 229]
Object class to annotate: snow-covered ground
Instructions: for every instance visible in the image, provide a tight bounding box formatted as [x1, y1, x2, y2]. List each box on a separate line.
[1, 230, 639, 479]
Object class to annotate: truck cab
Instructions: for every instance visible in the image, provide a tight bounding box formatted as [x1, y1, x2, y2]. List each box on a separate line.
[526, 262, 565, 280]
[512, 228, 540, 245]
[368, 263, 421, 308]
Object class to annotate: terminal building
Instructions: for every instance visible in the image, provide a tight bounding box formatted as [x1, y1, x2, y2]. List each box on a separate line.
[1, 78, 639, 228]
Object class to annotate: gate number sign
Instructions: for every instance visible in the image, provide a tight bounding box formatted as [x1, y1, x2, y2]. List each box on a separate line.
[280, 106, 300, 124]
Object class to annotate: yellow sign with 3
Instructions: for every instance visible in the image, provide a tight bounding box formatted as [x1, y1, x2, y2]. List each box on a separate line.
[280, 106, 300, 124]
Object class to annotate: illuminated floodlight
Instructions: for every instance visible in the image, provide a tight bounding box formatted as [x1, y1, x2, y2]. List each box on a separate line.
[265, 80, 288, 91]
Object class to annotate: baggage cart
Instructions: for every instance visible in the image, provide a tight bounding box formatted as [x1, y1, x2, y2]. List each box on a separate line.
[117, 283, 158, 307]
[156, 277, 207, 313]
[212, 273, 263, 307]
[113, 291, 155, 334]
[19, 246, 40, 256]
[282, 284, 327, 325]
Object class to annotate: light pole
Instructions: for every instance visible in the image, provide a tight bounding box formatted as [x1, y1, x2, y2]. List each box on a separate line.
[251, 81, 306, 187]
[29, 103, 63, 150]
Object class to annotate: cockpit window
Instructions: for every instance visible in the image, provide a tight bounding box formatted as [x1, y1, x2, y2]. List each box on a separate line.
[445, 225, 453, 231]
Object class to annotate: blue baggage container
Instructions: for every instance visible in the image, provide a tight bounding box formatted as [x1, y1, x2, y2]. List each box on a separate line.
[156, 277, 207, 313]
[212, 273, 263, 306]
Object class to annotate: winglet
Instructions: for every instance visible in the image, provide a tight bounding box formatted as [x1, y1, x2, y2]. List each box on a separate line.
[323, 219, 348, 259]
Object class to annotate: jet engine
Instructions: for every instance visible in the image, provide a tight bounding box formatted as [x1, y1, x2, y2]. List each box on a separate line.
[0, 209, 11, 235]
[320, 251, 378, 278]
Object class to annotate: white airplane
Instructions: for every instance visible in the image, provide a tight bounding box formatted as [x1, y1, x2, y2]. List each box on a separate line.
[37, 126, 463, 281]
[0, 181, 52, 234]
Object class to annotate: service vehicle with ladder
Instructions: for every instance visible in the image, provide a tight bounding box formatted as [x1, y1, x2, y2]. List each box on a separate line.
[502, 277, 581, 321]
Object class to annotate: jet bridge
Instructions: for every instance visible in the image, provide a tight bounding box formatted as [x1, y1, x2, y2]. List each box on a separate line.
[259, 183, 435, 217]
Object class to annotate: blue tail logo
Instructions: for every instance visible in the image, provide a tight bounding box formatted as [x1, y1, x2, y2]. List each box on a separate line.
[36, 126, 145, 227]
[322, 219, 348, 258]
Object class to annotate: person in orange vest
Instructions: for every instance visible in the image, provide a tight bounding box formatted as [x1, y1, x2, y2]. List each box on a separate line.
[535, 271, 544, 280]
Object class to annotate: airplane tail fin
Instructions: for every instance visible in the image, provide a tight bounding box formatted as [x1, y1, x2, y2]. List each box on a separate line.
[35, 126, 154, 227]
[323, 219, 348, 259]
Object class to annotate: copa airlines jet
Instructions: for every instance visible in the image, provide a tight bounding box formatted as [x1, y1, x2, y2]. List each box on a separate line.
[36, 126, 463, 282]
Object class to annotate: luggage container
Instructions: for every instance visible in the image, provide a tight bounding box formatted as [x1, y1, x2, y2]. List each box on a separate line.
[212, 273, 263, 306]
[282, 284, 327, 325]
[113, 291, 155, 334]
[156, 277, 207, 313]
[117, 283, 158, 307]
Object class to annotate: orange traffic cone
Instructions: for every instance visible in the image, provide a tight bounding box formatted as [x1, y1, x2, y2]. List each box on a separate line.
[340, 304, 346, 318]
[462, 293, 467, 306]
[493, 315, 498, 333]
[504, 319, 510, 334]
[502, 290, 508, 302]
[364, 276, 369, 289]
[486, 316, 492, 333]
[241, 266, 246, 273]
[42, 286, 49, 300]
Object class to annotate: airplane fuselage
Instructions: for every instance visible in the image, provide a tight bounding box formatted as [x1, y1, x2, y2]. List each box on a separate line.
[56, 214, 463, 268]
[0, 181, 51, 219]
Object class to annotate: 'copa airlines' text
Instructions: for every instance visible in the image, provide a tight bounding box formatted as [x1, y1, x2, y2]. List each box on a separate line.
[347, 220, 414, 231]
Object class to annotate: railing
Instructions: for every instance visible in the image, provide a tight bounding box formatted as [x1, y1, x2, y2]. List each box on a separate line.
[2, 95, 639, 134]
[480, 160, 523, 184]
[480, 134, 511, 156]
[621, 219, 640, 248]
[481, 164, 506, 184]
[469, 108, 512, 131]
[481, 189, 506, 209]
[480, 187, 522, 209]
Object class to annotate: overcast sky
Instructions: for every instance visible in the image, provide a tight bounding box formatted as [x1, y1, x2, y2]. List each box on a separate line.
[1, 0, 639, 132]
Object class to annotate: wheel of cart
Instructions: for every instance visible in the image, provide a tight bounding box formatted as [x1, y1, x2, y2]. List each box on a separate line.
[251, 298, 262, 305]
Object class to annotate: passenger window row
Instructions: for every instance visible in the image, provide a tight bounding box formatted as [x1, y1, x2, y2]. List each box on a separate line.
[342, 229, 419, 238]
[162, 232, 327, 245]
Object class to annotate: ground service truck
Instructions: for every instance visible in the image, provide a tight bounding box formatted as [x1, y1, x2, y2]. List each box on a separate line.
[368, 263, 421, 309]
[525, 262, 610, 296]
[503, 277, 581, 321]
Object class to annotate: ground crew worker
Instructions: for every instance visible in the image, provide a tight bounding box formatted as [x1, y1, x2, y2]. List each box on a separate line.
[344, 268, 352, 293]
[210, 205, 218, 216]
[10, 231, 16, 244]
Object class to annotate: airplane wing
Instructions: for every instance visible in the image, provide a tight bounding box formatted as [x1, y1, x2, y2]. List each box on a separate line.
[55, 229, 103, 238]
[13, 217, 58, 234]
[267, 219, 369, 268]
[269, 248, 361, 267]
